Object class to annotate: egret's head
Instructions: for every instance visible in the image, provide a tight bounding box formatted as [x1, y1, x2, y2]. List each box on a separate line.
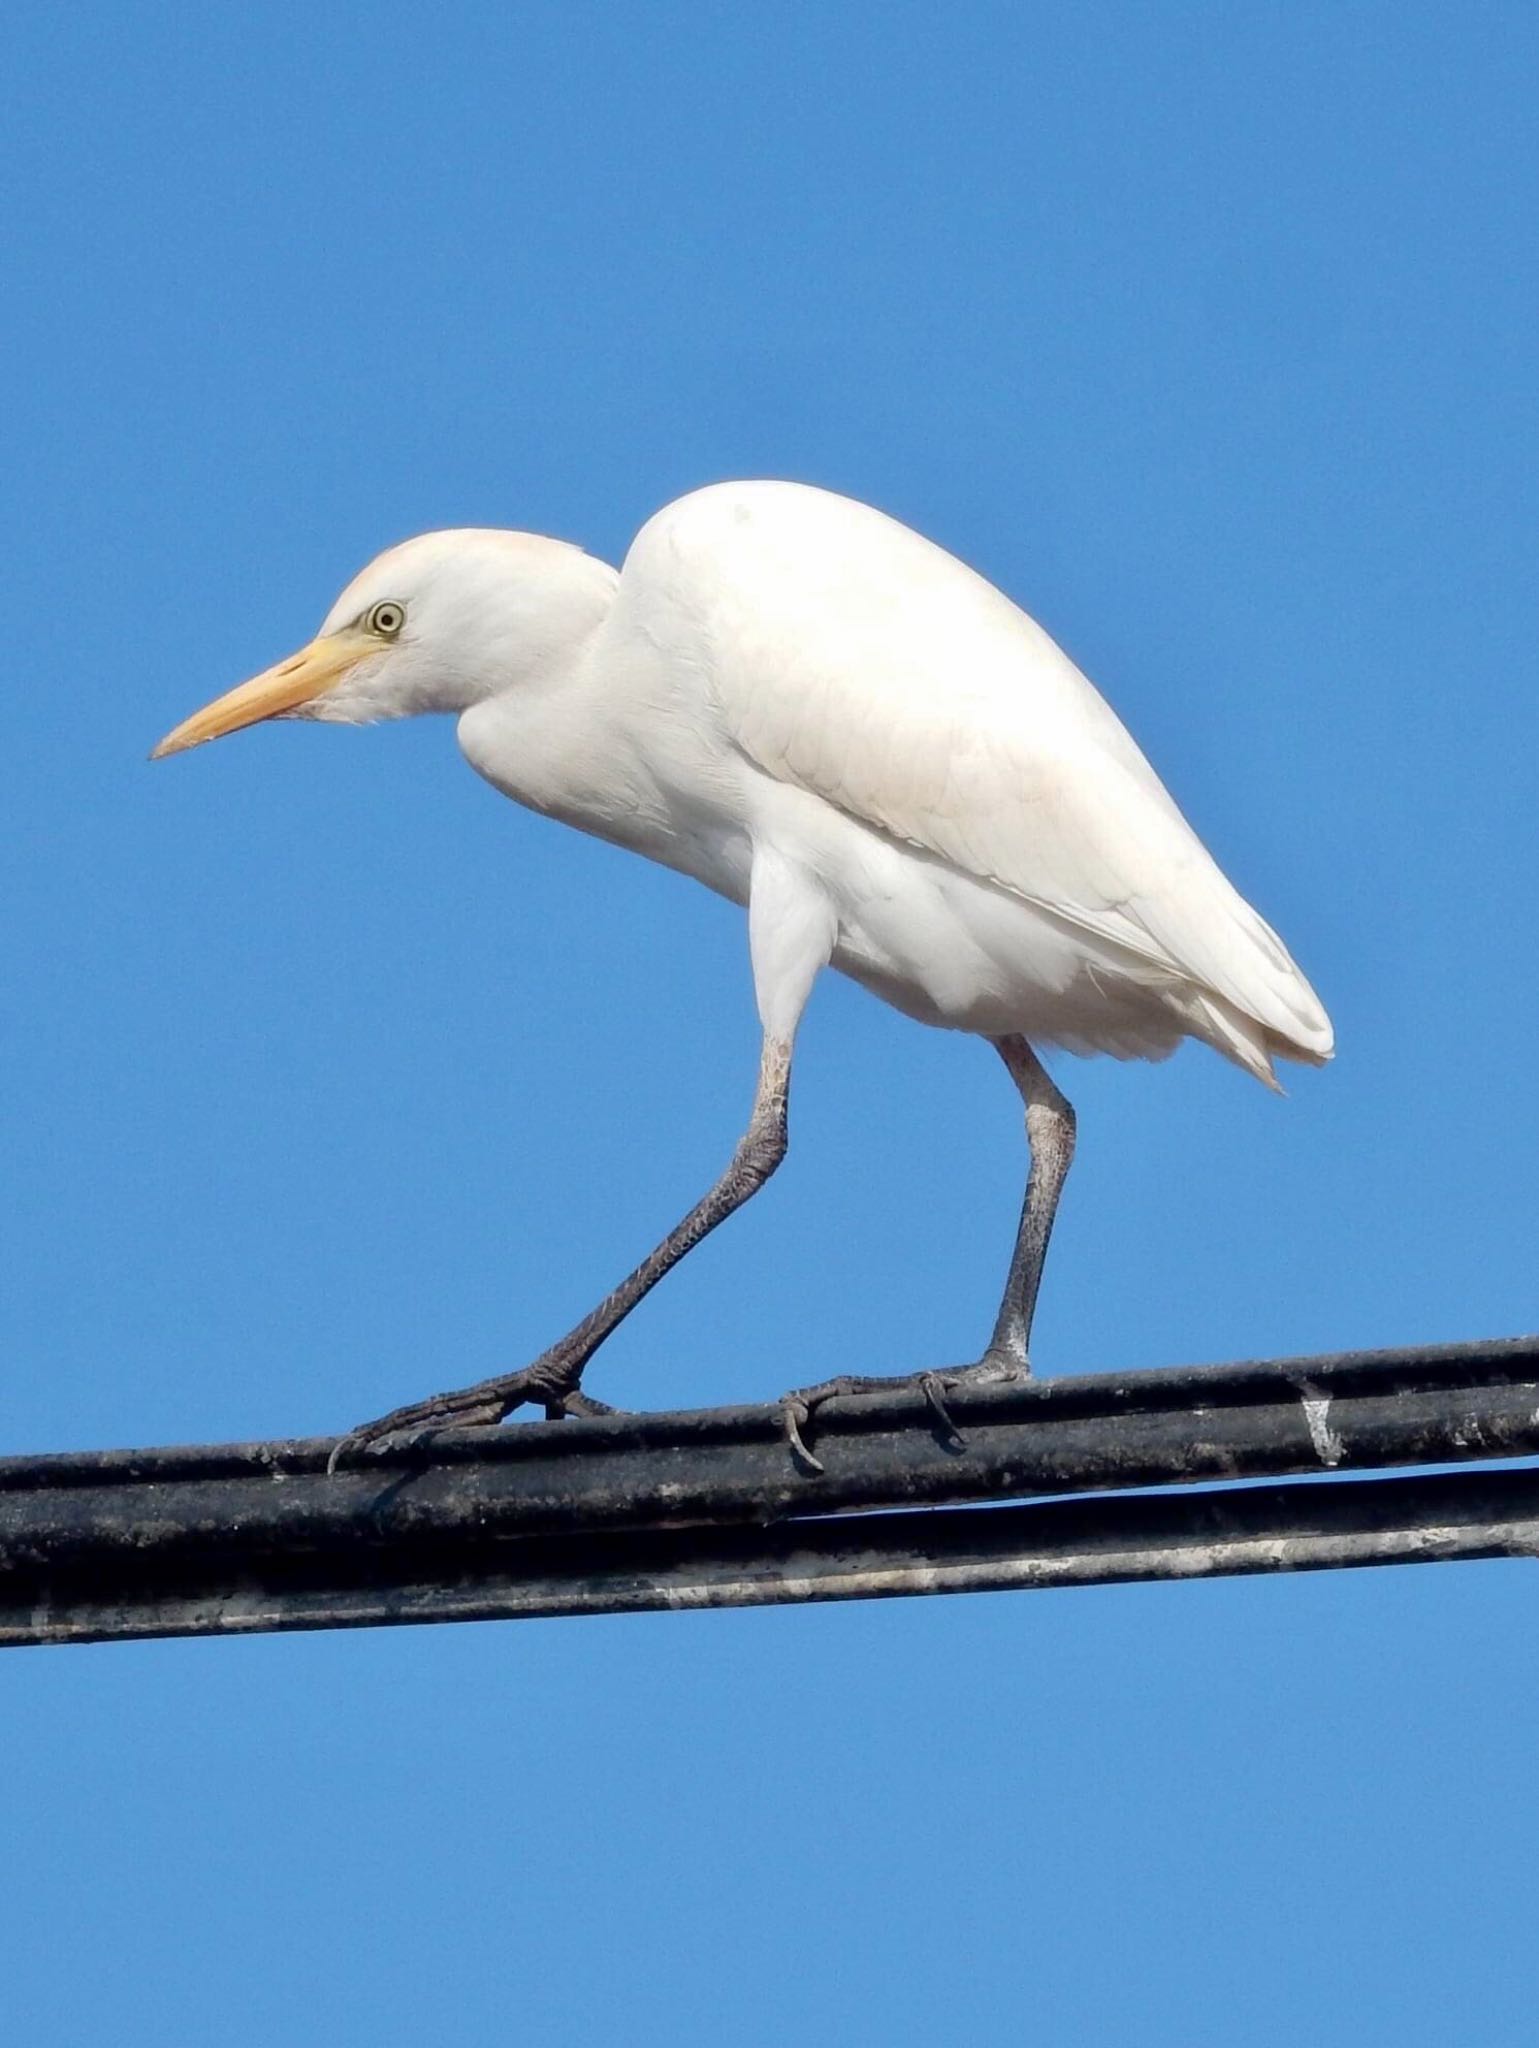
[151, 528, 616, 759]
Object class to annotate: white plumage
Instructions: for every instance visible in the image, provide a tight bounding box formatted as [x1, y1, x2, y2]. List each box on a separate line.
[588, 482, 1330, 1075]
[154, 480, 1331, 1459]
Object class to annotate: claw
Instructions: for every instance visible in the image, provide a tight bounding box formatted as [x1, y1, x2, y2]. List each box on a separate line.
[323, 1357, 617, 1475]
[781, 1397, 826, 1476]
[325, 1419, 433, 1475]
[917, 1371, 965, 1447]
[777, 1359, 1026, 1477]
[324, 1391, 506, 1474]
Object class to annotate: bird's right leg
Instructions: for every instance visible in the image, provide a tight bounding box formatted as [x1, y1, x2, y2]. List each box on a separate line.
[327, 1034, 794, 1468]
[782, 1035, 1076, 1471]
[978, 1034, 1077, 1370]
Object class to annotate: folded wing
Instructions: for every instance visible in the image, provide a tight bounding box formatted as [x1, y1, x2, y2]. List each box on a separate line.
[633, 482, 1333, 1078]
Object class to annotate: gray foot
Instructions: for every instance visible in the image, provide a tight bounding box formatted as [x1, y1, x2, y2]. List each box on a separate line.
[325, 1357, 616, 1474]
[781, 1352, 1029, 1475]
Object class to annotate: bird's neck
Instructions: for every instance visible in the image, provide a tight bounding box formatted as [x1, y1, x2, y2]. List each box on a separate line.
[451, 542, 621, 713]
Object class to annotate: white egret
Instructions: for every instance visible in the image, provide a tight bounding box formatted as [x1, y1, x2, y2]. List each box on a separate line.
[153, 481, 1331, 1470]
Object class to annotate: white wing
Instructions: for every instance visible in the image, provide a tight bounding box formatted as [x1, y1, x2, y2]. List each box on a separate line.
[625, 481, 1332, 1075]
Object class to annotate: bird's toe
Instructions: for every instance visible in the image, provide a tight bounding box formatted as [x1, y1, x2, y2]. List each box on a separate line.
[778, 1355, 1034, 1476]
[325, 1388, 512, 1472]
[780, 1395, 825, 1475]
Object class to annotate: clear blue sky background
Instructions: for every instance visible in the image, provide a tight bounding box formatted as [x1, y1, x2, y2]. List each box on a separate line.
[3, 4, 1536, 2041]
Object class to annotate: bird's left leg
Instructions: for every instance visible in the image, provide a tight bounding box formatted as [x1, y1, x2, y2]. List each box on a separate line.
[327, 1033, 794, 1467]
[328, 849, 835, 1470]
[782, 1035, 1076, 1471]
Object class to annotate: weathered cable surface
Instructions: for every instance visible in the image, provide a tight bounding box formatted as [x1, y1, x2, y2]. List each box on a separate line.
[2, 1337, 1536, 1646]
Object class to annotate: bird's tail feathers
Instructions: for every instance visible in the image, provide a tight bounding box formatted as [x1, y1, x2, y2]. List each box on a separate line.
[1188, 891, 1335, 1082]
[1186, 981, 1333, 1092]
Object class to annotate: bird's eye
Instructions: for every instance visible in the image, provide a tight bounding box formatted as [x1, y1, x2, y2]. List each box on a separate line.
[366, 600, 406, 638]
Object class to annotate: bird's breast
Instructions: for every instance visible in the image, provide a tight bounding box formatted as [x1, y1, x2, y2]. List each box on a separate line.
[456, 683, 757, 903]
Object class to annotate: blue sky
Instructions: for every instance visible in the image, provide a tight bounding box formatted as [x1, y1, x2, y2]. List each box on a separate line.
[3, 3, 1536, 2041]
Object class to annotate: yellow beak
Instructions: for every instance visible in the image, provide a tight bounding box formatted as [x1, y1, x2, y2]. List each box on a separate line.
[150, 629, 374, 760]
